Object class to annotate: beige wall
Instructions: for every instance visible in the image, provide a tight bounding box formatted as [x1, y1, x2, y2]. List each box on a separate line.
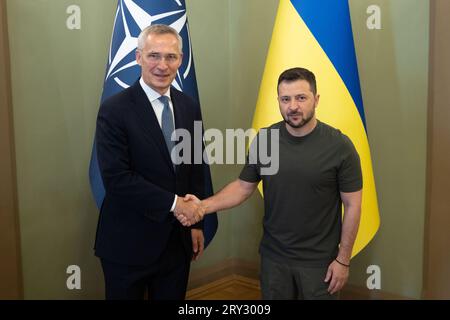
[6, 0, 116, 299]
[184, 0, 233, 271]
[347, 0, 429, 299]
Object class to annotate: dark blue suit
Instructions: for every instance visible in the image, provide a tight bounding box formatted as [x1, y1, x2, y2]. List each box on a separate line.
[94, 81, 205, 299]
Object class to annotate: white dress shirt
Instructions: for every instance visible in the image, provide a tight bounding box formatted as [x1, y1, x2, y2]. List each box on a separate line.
[139, 78, 178, 213]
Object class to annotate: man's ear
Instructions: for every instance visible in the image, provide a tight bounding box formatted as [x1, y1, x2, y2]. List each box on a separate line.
[176, 53, 183, 69]
[315, 94, 320, 107]
[136, 50, 142, 66]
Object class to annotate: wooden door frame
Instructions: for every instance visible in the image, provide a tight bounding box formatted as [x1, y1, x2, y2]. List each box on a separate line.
[0, 0, 23, 299]
[423, 0, 450, 299]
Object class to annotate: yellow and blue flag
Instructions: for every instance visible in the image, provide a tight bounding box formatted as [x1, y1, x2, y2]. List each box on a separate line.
[88, 0, 217, 247]
[252, 0, 380, 257]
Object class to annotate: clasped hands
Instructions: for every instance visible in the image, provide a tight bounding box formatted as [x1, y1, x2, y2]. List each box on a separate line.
[173, 194, 205, 227]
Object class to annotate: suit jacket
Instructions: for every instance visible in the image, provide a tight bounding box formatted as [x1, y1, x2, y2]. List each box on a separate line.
[94, 81, 205, 266]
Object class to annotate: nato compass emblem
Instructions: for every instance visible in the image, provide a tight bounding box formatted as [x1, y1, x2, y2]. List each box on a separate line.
[101, 0, 199, 102]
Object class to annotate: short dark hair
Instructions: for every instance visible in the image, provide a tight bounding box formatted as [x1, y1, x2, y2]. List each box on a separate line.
[277, 67, 317, 95]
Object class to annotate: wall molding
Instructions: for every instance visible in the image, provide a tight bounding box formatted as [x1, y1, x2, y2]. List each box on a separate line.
[188, 258, 259, 291]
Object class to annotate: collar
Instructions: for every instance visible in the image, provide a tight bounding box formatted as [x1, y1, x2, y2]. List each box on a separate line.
[139, 78, 171, 103]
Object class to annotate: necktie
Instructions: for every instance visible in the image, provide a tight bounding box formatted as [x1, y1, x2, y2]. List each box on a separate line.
[159, 96, 175, 159]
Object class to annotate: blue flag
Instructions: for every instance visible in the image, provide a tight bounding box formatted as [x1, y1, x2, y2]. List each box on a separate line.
[89, 0, 218, 248]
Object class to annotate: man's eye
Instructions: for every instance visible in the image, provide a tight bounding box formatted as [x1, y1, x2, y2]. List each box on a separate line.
[167, 54, 177, 61]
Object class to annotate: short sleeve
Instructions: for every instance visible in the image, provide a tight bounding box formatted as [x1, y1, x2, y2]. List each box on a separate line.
[239, 136, 262, 183]
[338, 135, 363, 192]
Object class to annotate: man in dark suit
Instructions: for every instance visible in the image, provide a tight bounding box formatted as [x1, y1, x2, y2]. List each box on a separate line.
[94, 24, 206, 300]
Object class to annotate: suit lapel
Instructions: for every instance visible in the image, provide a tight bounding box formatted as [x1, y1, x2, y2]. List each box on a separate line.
[130, 81, 174, 171]
[171, 88, 185, 133]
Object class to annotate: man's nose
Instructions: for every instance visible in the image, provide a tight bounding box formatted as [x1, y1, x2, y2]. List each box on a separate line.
[288, 100, 300, 111]
[156, 58, 169, 69]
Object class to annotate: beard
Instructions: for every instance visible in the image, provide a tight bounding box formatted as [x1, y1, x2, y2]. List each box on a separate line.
[283, 109, 315, 129]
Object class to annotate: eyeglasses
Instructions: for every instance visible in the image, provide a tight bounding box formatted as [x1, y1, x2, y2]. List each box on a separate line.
[146, 52, 180, 64]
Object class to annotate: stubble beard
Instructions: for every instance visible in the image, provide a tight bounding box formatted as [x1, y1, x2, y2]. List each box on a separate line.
[283, 109, 315, 129]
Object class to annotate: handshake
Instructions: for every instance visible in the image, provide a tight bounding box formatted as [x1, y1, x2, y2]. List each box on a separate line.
[173, 194, 206, 227]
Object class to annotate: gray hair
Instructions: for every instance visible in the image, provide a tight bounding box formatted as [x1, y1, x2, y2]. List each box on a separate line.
[137, 24, 183, 53]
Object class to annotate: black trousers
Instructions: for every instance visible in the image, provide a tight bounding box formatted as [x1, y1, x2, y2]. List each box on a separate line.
[101, 227, 191, 300]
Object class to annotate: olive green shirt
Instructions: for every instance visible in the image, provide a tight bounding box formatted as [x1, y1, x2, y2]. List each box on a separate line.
[240, 120, 362, 267]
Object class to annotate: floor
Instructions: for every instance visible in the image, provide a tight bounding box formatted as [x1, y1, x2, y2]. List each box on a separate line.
[186, 275, 261, 300]
[186, 275, 384, 300]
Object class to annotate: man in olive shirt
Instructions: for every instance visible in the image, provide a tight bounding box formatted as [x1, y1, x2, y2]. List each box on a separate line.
[178, 67, 362, 300]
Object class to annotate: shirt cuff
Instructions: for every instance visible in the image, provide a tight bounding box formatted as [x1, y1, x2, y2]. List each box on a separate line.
[170, 194, 178, 212]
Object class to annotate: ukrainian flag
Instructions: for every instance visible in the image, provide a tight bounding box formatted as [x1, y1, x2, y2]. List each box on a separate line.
[252, 0, 380, 257]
